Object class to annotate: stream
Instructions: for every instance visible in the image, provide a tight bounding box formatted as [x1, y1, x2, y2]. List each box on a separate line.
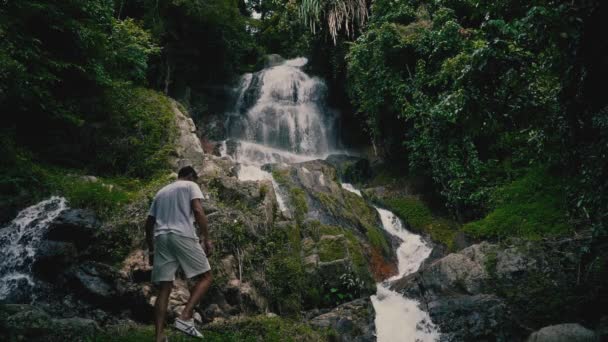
[0, 197, 68, 302]
[341, 183, 440, 341]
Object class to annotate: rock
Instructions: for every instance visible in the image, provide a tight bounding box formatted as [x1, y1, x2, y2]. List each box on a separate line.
[325, 154, 371, 184]
[210, 176, 264, 207]
[428, 294, 517, 341]
[67, 261, 118, 301]
[32, 240, 78, 281]
[170, 101, 205, 173]
[394, 242, 495, 301]
[66, 261, 152, 320]
[264, 54, 285, 67]
[0, 304, 98, 341]
[527, 323, 598, 342]
[310, 298, 376, 342]
[224, 280, 267, 314]
[46, 209, 100, 249]
[392, 237, 597, 341]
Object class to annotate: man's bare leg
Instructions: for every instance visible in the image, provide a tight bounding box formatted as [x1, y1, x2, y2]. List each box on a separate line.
[179, 271, 212, 320]
[155, 281, 173, 342]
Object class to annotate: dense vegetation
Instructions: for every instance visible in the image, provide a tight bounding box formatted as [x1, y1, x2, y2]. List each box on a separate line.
[342, 0, 607, 240]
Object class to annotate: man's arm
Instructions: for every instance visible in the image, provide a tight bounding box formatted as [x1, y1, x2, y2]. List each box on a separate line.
[192, 198, 212, 256]
[144, 215, 156, 265]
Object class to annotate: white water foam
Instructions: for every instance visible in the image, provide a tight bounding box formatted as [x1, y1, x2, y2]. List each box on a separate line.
[0, 197, 68, 301]
[341, 183, 440, 341]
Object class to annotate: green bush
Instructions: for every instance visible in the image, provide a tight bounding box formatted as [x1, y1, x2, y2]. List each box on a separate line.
[345, 0, 601, 224]
[464, 168, 571, 240]
[93, 86, 176, 178]
[266, 252, 306, 315]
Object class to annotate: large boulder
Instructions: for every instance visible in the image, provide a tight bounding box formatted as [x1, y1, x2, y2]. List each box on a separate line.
[65, 261, 152, 319]
[392, 237, 596, 341]
[46, 209, 100, 249]
[526, 323, 598, 342]
[310, 298, 376, 342]
[32, 240, 78, 281]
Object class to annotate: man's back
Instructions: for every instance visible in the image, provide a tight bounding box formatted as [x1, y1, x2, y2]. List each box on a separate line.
[149, 180, 204, 239]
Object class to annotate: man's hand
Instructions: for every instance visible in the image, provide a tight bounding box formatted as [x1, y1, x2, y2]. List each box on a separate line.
[203, 240, 214, 257]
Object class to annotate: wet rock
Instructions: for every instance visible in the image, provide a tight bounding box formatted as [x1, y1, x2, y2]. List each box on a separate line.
[46, 209, 100, 249]
[310, 298, 375, 342]
[32, 240, 78, 281]
[527, 323, 598, 342]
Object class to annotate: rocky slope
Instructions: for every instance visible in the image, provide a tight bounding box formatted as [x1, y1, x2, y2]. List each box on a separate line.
[0, 101, 387, 341]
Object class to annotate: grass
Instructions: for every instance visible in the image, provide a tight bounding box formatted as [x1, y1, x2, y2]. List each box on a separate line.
[463, 167, 571, 240]
[91, 316, 331, 341]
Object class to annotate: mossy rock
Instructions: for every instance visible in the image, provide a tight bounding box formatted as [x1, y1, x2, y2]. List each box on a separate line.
[463, 167, 571, 240]
[378, 195, 458, 251]
[318, 235, 347, 262]
[95, 316, 332, 341]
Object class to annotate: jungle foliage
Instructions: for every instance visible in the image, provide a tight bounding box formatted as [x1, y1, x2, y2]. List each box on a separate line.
[345, 0, 608, 238]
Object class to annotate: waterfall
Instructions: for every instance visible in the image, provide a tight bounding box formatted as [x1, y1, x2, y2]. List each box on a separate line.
[0, 197, 68, 301]
[341, 184, 440, 341]
[222, 57, 337, 214]
[225, 56, 336, 161]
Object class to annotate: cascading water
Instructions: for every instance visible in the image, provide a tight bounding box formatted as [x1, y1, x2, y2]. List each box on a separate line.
[225, 56, 336, 157]
[0, 197, 68, 301]
[221, 57, 337, 213]
[341, 184, 441, 341]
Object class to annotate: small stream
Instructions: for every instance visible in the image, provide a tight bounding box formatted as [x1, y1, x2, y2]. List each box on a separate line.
[342, 183, 440, 341]
[0, 197, 68, 301]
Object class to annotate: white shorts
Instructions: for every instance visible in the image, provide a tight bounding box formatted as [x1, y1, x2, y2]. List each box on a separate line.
[151, 233, 211, 282]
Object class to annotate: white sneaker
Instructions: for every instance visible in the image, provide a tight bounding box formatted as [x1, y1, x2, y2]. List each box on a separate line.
[174, 317, 203, 339]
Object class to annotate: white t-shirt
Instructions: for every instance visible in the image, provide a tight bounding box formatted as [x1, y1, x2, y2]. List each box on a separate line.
[149, 180, 204, 239]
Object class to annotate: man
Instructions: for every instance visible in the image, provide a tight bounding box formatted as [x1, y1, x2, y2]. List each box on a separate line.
[144, 166, 213, 341]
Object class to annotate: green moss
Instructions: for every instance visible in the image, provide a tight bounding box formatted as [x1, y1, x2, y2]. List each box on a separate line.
[316, 224, 343, 240]
[315, 190, 391, 255]
[266, 252, 305, 315]
[343, 230, 366, 271]
[384, 197, 433, 229]
[365, 224, 390, 254]
[318, 237, 347, 262]
[271, 169, 290, 187]
[92, 316, 331, 341]
[290, 187, 308, 223]
[381, 196, 457, 251]
[463, 167, 571, 240]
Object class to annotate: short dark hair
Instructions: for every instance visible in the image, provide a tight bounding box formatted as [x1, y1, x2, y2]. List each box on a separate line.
[178, 166, 198, 179]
